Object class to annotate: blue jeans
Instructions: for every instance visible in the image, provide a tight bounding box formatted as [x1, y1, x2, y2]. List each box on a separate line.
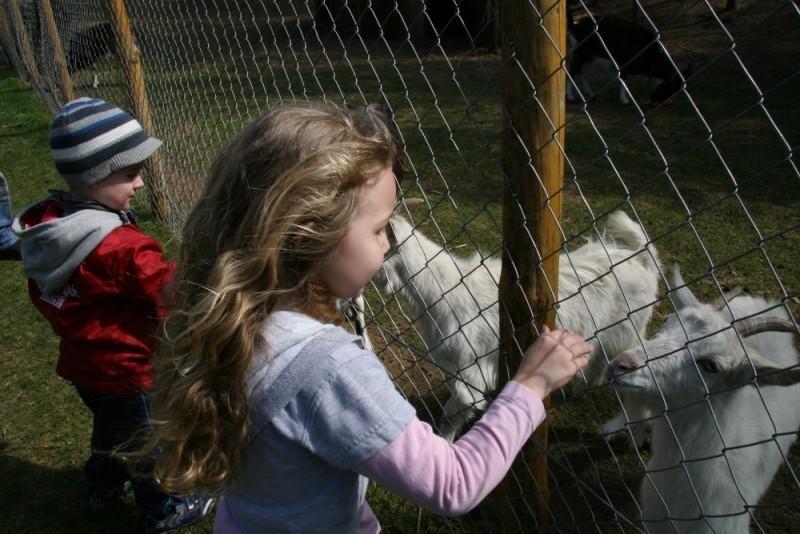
[0, 173, 17, 250]
[75, 387, 176, 520]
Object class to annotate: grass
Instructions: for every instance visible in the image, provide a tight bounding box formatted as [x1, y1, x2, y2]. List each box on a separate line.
[2, 0, 800, 531]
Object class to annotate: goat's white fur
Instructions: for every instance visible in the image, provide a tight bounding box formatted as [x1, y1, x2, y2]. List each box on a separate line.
[609, 268, 800, 533]
[375, 210, 660, 441]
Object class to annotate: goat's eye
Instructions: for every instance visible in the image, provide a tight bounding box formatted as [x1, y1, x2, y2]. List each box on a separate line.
[700, 359, 719, 373]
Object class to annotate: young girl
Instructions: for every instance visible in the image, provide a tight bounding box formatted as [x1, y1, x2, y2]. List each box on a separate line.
[144, 102, 591, 533]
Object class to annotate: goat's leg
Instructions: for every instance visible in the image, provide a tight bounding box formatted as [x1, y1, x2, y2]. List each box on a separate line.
[573, 76, 595, 102]
[438, 375, 493, 441]
[567, 77, 577, 102]
[626, 401, 652, 449]
[618, 78, 632, 105]
[438, 396, 477, 442]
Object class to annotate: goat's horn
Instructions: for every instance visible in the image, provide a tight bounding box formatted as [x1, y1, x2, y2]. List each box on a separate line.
[785, 367, 800, 386]
[402, 197, 425, 207]
[713, 286, 744, 310]
[753, 365, 800, 387]
[735, 317, 796, 338]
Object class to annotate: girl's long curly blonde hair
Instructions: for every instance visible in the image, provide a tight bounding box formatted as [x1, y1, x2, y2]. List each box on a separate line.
[143, 102, 401, 495]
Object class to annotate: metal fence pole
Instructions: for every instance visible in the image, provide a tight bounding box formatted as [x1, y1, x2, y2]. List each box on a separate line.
[492, 0, 566, 529]
[38, 0, 74, 101]
[107, 0, 170, 221]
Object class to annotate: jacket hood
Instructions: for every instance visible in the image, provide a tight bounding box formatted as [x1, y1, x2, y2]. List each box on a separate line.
[265, 311, 339, 356]
[12, 194, 127, 294]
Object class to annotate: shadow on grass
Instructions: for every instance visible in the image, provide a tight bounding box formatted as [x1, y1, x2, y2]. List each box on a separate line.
[0, 454, 149, 533]
[548, 432, 644, 529]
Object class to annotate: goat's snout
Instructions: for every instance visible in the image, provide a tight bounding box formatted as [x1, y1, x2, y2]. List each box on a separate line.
[608, 352, 642, 381]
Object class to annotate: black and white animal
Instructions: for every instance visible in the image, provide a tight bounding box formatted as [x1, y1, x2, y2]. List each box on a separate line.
[66, 22, 116, 89]
[566, 14, 687, 106]
[375, 208, 661, 441]
[609, 267, 800, 533]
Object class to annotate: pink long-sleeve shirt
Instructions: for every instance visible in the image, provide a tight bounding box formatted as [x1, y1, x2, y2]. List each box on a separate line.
[215, 381, 545, 532]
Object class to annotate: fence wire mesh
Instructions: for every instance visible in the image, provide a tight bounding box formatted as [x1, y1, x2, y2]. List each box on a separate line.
[3, 0, 799, 531]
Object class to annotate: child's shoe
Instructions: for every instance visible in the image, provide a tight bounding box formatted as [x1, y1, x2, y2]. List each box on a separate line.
[144, 493, 215, 533]
[88, 480, 132, 512]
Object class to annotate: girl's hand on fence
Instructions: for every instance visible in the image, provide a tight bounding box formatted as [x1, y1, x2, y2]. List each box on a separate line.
[513, 325, 592, 400]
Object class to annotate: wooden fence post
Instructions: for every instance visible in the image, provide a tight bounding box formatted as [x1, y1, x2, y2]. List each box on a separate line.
[491, 0, 566, 530]
[38, 0, 74, 101]
[107, 0, 170, 220]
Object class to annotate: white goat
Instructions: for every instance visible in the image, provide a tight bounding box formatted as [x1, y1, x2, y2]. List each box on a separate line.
[609, 268, 800, 533]
[375, 210, 661, 441]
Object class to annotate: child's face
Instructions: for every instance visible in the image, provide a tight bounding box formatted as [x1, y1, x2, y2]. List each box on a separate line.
[85, 165, 145, 210]
[319, 165, 396, 299]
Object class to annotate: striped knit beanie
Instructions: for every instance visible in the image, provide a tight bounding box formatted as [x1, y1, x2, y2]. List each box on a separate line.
[50, 97, 162, 188]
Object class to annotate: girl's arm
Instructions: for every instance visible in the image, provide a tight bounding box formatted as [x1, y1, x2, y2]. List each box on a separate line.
[356, 380, 543, 516]
[357, 326, 590, 516]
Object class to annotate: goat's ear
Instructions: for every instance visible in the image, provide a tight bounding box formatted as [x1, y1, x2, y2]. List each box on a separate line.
[671, 265, 701, 309]
[712, 286, 744, 310]
[386, 218, 397, 247]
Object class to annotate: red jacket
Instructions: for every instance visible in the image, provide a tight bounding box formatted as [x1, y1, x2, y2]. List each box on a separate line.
[15, 198, 175, 394]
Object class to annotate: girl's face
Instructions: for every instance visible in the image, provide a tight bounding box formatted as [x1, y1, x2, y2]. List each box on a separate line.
[319, 165, 396, 299]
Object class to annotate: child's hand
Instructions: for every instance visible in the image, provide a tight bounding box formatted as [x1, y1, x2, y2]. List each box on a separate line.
[512, 325, 592, 399]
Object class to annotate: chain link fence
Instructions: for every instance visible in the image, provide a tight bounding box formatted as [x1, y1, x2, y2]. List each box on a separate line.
[3, 0, 799, 531]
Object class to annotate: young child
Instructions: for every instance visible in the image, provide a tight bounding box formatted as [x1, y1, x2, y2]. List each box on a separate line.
[11, 97, 213, 533]
[143, 101, 591, 533]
